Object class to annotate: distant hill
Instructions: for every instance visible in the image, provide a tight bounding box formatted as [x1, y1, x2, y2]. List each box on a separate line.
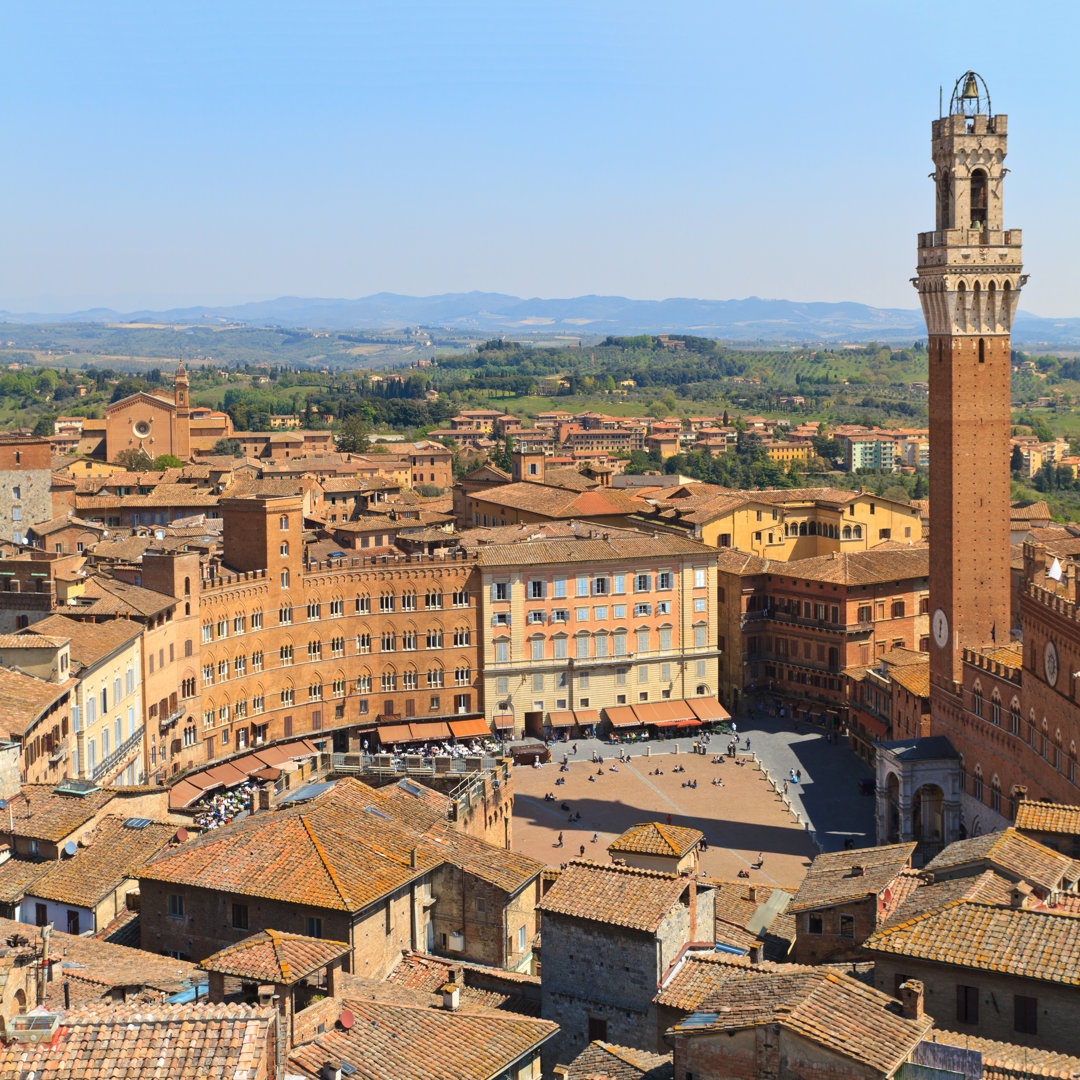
[2, 292, 1078, 345]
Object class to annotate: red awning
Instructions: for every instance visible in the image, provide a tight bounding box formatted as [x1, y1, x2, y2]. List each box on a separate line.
[449, 717, 490, 739]
[411, 721, 451, 741]
[652, 718, 702, 729]
[573, 709, 601, 728]
[251, 766, 281, 782]
[168, 779, 205, 810]
[378, 723, 414, 744]
[250, 745, 294, 767]
[687, 696, 730, 723]
[548, 711, 574, 728]
[493, 713, 515, 729]
[605, 705, 642, 728]
[203, 761, 248, 787]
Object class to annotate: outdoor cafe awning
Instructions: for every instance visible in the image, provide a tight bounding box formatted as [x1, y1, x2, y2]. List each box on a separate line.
[411, 720, 452, 741]
[573, 709, 601, 728]
[377, 723, 415, 744]
[493, 713, 516, 729]
[687, 696, 730, 723]
[605, 705, 643, 728]
[652, 718, 702, 729]
[449, 717, 491, 739]
[548, 711, 575, 728]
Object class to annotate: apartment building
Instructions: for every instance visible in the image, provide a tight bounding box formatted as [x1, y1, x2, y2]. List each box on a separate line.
[473, 532, 718, 737]
[717, 546, 929, 721]
[194, 494, 482, 761]
[31, 614, 145, 786]
[0, 436, 53, 545]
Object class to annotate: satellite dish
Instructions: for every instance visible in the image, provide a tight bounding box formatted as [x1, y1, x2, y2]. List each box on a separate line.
[0, 799, 8, 810]
[175, 827, 189, 843]
[63, 840, 77, 857]
[339, 1008, 354, 1030]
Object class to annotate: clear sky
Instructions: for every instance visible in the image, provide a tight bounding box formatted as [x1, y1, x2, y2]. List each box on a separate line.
[2, 1, 1077, 315]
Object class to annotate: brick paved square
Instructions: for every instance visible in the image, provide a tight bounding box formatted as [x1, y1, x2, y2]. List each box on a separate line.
[512, 748, 815, 888]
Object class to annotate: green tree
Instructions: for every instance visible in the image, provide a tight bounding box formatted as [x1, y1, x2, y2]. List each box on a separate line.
[153, 454, 183, 470]
[1010, 445, 1024, 476]
[210, 438, 244, 458]
[113, 448, 153, 470]
[32, 415, 56, 438]
[491, 437, 513, 472]
[335, 415, 370, 454]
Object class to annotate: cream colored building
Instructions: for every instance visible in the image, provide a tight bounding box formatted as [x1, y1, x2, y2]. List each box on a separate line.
[33, 614, 145, 786]
[473, 532, 719, 737]
[632, 484, 923, 560]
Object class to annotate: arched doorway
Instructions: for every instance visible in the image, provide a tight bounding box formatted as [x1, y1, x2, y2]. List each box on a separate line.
[912, 783, 945, 846]
[885, 772, 901, 843]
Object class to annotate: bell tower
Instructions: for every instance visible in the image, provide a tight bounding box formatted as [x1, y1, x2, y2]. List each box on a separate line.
[916, 71, 1025, 696]
[172, 361, 191, 460]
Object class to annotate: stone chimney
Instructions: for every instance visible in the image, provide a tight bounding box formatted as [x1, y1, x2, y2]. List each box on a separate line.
[749, 944, 763, 965]
[1010, 882, 1034, 909]
[440, 981, 460, 1012]
[747, 884, 758, 902]
[849, 864, 865, 878]
[898, 979, 924, 1021]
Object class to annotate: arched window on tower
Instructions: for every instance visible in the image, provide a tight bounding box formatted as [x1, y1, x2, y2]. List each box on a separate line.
[938, 169, 951, 230]
[978, 338, 985, 364]
[970, 169, 988, 229]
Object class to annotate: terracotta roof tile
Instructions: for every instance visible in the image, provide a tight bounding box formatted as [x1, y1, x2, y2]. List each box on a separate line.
[1015, 799, 1080, 836]
[536, 860, 704, 933]
[710, 879, 796, 953]
[929, 1030, 1080, 1080]
[27, 816, 177, 908]
[669, 968, 931, 1074]
[385, 950, 541, 1014]
[0, 667, 74, 740]
[864, 901, 1080, 985]
[790, 842, 916, 912]
[200, 929, 349, 984]
[563, 1041, 673, 1079]
[608, 822, 703, 858]
[0, 1002, 274, 1079]
[655, 951, 807, 1011]
[924, 828, 1079, 891]
[3, 783, 117, 843]
[474, 533, 711, 568]
[879, 870, 1015, 929]
[29, 613, 142, 669]
[286, 996, 557, 1080]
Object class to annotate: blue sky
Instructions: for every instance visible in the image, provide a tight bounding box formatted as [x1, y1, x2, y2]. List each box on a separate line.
[2, 1, 1077, 314]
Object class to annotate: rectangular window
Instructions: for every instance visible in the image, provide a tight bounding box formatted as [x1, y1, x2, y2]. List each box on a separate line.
[554, 637, 567, 660]
[807, 913, 823, 935]
[493, 582, 509, 601]
[659, 629, 672, 651]
[517, 924, 526, 952]
[232, 903, 248, 930]
[694, 567, 707, 589]
[956, 984, 979, 1025]
[613, 633, 627, 656]
[658, 571, 673, 590]
[839, 913, 855, 938]
[576, 637, 589, 660]
[553, 577, 566, 598]
[496, 677, 509, 696]
[495, 641, 509, 663]
[530, 639, 544, 661]
[635, 573, 651, 593]
[576, 576, 589, 597]
[306, 916, 323, 939]
[529, 579, 545, 599]
[613, 574, 625, 594]
[694, 626, 707, 648]
[1014, 994, 1038, 1035]
[634, 602, 651, 617]
[168, 894, 184, 919]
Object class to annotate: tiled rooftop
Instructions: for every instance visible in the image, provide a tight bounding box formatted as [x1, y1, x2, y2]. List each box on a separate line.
[0, 667, 74, 741]
[386, 950, 541, 1014]
[864, 901, 1080, 985]
[2, 783, 117, 843]
[28, 816, 176, 907]
[286, 997, 557, 1080]
[141, 778, 542, 912]
[30, 613, 142, 669]
[669, 968, 931, 1074]
[563, 1041, 673, 1080]
[200, 929, 349, 984]
[1014, 798, 1080, 837]
[929, 1029, 1080, 1080]
[655, 951, 806, 1012]
[608, 822, 703, 858]
[879, 869, 1015, 929]
[474, 532, 710, 568]
[924, 828, 1079, 891]
[790, 842, 916, 912]
[536, 860, 704, 933]
[0, 1002, 275, 1080]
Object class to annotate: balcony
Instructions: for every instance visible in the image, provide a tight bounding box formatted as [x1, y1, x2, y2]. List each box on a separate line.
[92, 726, 145, 783]
[159, 708, 183, 732]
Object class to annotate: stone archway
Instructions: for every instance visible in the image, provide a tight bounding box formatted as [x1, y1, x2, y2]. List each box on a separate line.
[885, 772, 901, 843]
[912, 783, 945, 845]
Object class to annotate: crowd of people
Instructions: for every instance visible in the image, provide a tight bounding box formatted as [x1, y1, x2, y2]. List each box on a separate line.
[192, 781, 261, 831]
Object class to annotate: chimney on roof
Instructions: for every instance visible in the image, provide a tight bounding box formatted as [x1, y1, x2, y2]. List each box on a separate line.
[1010, 882, 1034, 909]
[749, 944, 763, 965]
[322, 1062, 343, 1080]
[440, 981, 460, 1012]
[410, 847, 418, 869]
[898, 979, 924, 1021]
[849, 865, 865, 877]
[747, 884, 758, 902]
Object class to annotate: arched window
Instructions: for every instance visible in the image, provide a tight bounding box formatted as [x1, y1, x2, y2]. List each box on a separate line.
[991, 693, 1001, 727]
[971, 682, 983, 718]
[799, 522, 807, 536]
[852, 525, 862, 539]
[938, 168, 951, 229]
[978, 338, 985, 364]
[970, 168, 988, 228]
[842, 525, 852, 540]
[973, 764, 984, 801]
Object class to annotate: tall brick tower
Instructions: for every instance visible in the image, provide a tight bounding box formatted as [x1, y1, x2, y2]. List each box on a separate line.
[916, 71, 1024, 699]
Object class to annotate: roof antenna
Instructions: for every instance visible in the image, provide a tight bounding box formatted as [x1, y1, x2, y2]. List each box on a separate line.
[939, 84, 942, 119]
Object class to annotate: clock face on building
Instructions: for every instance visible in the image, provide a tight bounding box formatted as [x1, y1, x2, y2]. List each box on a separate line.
[932, 608, 949, 649]
[1045, 639, 1060, 688]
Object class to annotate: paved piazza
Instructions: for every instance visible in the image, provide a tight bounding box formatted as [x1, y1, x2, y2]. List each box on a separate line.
[511, 746, 818, 889]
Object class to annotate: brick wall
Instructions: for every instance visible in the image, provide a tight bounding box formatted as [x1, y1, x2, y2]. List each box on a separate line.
[792, 897, 878, 965]
[873, 954, 1080, 1057]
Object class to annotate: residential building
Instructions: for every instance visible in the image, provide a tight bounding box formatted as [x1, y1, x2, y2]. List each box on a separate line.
[537, 860, 714, 1069]
[473, 532, 718, 737]
[607, 822, 703, 875]
[717, 546, 929, 720]
[30, 614, 145, 785]
[845, 433, 898, 472]
[789, 842, 917, 963]
[139, 777, 543, 971]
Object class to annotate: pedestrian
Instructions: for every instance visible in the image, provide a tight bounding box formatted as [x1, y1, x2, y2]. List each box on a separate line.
[580, 844, 586, 857]
[745, 737, 751, 751]
[666, 814, 672, 825]
[796, 769, 801, 782]
[591, 833, 598, 843]
[556, 832, 564, 848]
[573, 743, 578, 754]
[783, 780, 789, 795]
